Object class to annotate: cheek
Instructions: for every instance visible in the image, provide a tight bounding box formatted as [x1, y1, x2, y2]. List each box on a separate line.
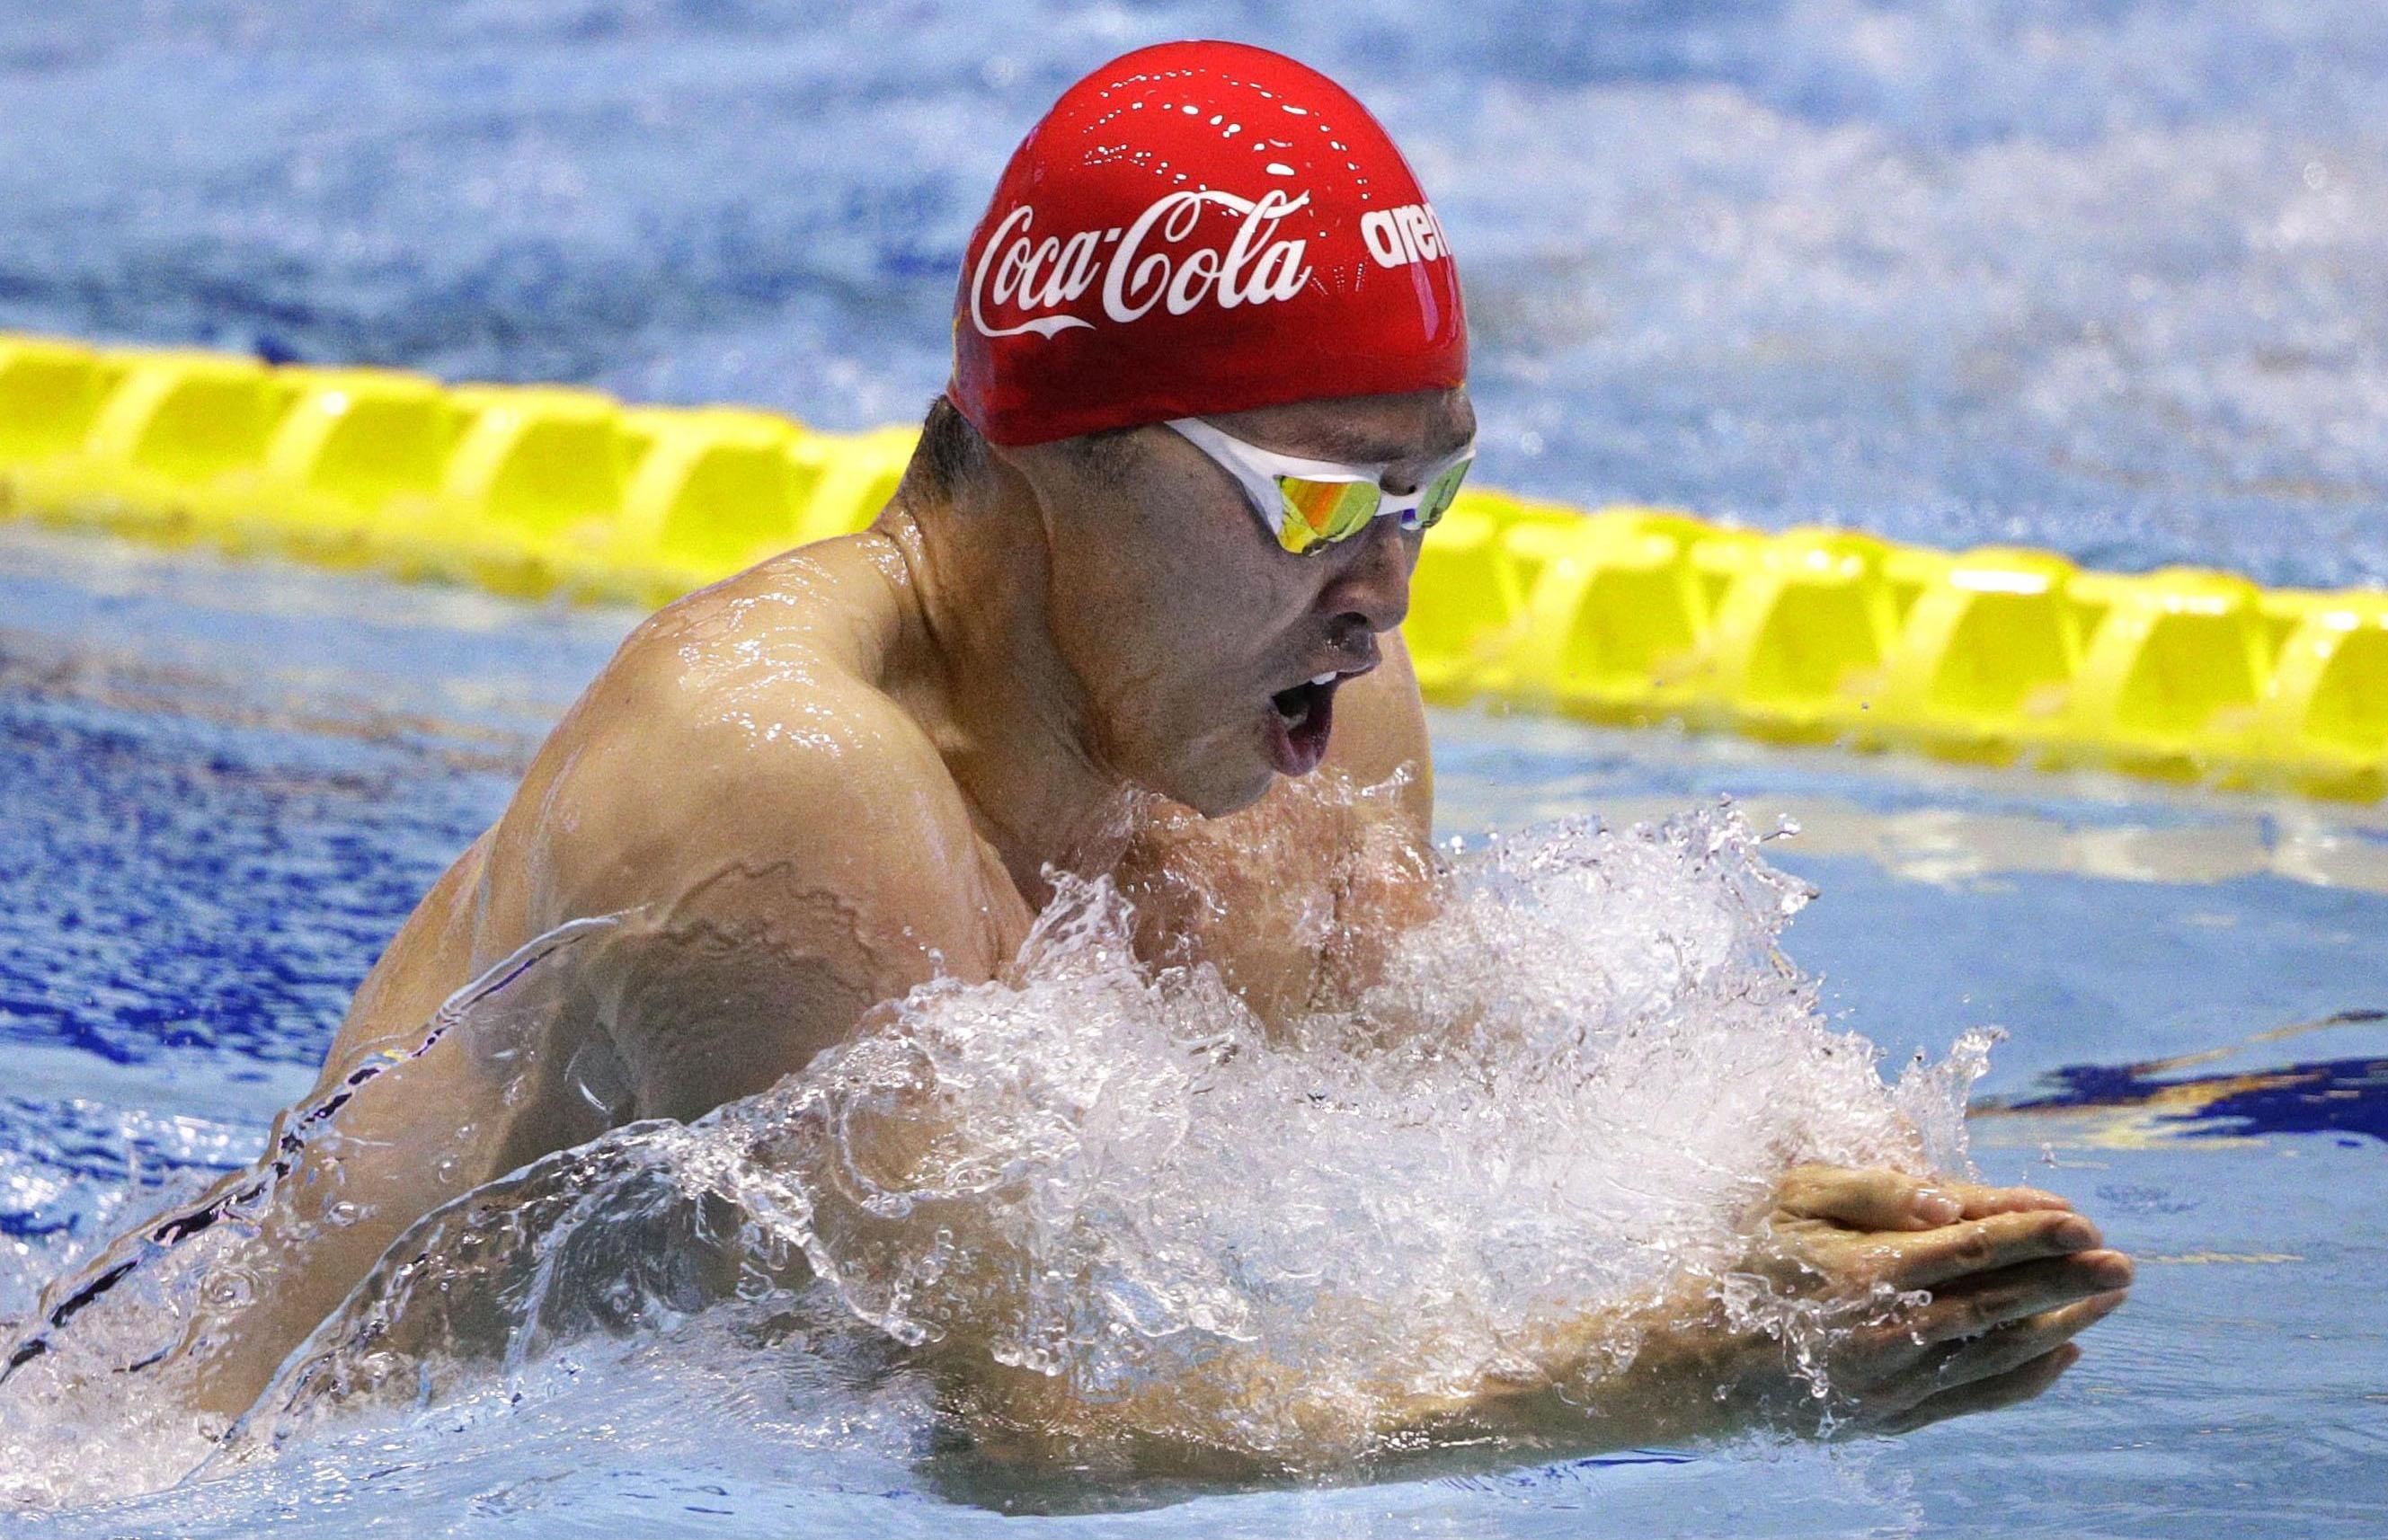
[1150, 547, 1284, 653]
[1149, 492, 1318, 640]
[1054, 499, 1295, 676]
[1041, 538, 1177, 721]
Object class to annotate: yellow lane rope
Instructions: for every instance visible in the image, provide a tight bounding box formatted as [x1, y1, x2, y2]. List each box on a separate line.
[2, 332, 2382, 802]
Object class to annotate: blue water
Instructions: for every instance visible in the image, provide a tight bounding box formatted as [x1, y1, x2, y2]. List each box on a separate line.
[3, 1, 2388, 589]
[2, 2, 2386, 1534]
[3, 527, 2384, 1536]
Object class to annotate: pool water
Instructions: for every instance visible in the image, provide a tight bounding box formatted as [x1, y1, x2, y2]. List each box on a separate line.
[3, 0, 2386, 1532]
[1, 525, 2382, 1537]
[4, 0, 2387, 591]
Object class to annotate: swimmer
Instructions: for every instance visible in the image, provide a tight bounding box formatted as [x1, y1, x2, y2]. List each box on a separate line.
[24, 40, 2128, 1456]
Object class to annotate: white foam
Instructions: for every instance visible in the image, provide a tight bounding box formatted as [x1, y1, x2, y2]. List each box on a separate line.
[211, 801, 1990, 1479]
[2, 801, 1994, 1506]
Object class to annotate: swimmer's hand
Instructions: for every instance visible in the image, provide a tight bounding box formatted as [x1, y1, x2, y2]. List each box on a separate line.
[1589, 1164, 2134, 1440]
[937, 1167, 2129, 1474]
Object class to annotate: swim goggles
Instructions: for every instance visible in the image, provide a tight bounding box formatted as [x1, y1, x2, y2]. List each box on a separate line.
[1165, 416, 1476, 554]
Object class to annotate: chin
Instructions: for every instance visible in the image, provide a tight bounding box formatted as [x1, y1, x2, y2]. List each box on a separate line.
[1149, 746, 1276, 819]
[1198, 768, 1278, 819]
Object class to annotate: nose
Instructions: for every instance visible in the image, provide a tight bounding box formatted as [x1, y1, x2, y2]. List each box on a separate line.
[1320, 514, 1412, 633]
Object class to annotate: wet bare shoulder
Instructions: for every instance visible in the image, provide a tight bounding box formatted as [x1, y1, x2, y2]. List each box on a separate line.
[485, 537, 1020, 972]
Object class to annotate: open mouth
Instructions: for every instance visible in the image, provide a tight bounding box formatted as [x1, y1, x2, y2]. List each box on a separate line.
[1264, 673, 1340, 776]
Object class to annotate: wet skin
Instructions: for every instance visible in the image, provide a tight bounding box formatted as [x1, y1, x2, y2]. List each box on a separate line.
[66, 385, 2130, 1447]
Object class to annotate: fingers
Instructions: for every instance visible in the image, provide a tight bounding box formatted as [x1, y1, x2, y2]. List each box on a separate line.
[1775, 1164, 2076, 1232]
[1841, 1257, 2127, 1385]
[1776, 1164, 1963, 1230]
[1905, 1252, 2134, 1344]
[1938, 1179, 2073, 1219]
[1922, 1292, 2127, 1385]
[1869, 1342, 2081, 1436]
[1868, 1209, 2108, 1290]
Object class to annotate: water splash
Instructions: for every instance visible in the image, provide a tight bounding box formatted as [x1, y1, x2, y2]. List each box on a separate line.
[0, 918, 616, 1509]
[3, 801, 1994, 1506]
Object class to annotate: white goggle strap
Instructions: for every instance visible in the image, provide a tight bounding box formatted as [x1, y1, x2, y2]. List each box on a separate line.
[1165, 416, 1477, 532]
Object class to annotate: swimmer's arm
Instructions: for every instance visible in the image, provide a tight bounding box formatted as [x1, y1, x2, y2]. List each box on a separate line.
[925, 1168, 2128, 1470]
[1399, 1167, 2132, 1449]
[1334, 626, 1435, 831]
[22, 939, 581, 1428]
[95, 665, 1005, 1424]
[204, 690, 999, 1392]
[518, 668, 1023, 1122]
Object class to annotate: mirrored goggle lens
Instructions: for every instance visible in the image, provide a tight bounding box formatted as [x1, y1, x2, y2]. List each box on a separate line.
[1274, 476, 1380, 553]
[1406, 456, 1472, 533]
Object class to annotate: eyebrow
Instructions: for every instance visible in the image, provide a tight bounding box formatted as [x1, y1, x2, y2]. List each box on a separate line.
[1298, 421, 1475, 465]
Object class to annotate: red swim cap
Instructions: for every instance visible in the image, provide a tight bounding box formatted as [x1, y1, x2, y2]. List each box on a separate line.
[947, 40, 1468, 447]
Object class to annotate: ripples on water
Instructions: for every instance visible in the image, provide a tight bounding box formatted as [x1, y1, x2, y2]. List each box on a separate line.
[2, 1, 2385, 1530]
[1, 535, 2384, 1533]
[0, 801, 1993, 1509]
[2, 1, 2385, 586]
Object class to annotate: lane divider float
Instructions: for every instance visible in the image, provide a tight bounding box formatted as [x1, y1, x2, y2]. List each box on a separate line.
[2, 332, 2381, 802]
